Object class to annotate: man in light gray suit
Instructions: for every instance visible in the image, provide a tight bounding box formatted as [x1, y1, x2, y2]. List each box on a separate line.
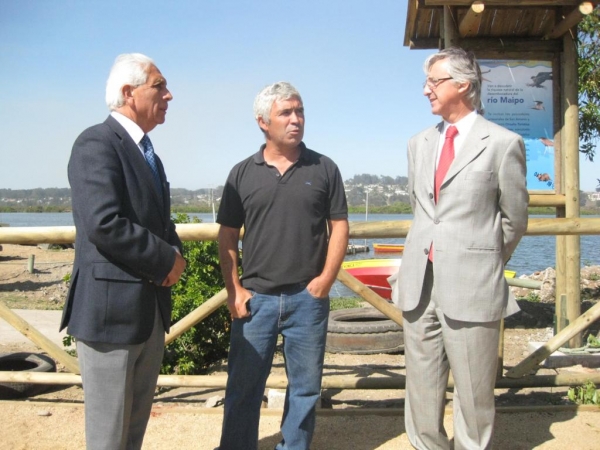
[393, 47, 528, 449]
[61, 53, 186, 449]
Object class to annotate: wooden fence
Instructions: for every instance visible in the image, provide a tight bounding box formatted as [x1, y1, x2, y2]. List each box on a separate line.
[1, 215, 600, 389]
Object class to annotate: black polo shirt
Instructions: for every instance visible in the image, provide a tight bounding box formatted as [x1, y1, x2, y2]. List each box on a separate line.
[217, 142, 348, 294]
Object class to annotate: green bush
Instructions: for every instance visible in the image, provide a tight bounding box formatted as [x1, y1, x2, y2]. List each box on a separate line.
[161, 213, 231, 375]
[567, 380, 600, 405]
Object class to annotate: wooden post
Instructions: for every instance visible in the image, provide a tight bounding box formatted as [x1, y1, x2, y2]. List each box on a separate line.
[459, 1, 485, 38]
[165, 289, 228, 345]
[27, 255, 35, 274]
[336, 268, 403, 327]
[505, 299, 600, 379]
[2, 368, 600, 391]
[497, 318, 504, 380]
[443, 5, 460, 48]
[562, 30, 582, 347]
[0, 301, 80, 374]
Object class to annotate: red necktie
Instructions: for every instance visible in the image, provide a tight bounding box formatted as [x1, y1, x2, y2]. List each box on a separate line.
[434, 125, 458, 202]
[429, 125, 458, 262]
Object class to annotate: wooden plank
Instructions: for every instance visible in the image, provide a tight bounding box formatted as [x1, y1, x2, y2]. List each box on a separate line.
[0, 301, 80, 374]
[459, 1, 485, 37]
[165, 289, 228, 345]
[404, 0, 421, 47]
[544, 3, 593, 39]
[459, 36, 562, 53]
[3, 369, 600, 390]
[505, 299, 600, 378]
[424, 1, 581, 6]
[336, 268, 404, 327]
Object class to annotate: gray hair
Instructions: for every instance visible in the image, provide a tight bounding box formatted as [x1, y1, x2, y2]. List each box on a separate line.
[105, 53, 155, 111]
[424, 47, 482, 111]
[253, 82, 302, 124]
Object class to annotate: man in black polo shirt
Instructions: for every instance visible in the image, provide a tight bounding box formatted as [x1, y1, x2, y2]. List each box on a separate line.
[217, 81, 349, 450]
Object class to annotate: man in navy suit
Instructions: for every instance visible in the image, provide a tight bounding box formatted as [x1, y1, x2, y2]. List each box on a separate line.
[60, 53, 186, 450]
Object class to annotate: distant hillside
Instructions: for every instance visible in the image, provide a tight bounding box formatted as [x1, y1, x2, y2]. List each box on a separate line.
[2, 177, 599, 213]
[0, 174, 409, 211]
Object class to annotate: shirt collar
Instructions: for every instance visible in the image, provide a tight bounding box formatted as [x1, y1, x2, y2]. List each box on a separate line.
[443, 110, 478, 137]
[111, 111, 145, 145]
[252, 142, 308, 164]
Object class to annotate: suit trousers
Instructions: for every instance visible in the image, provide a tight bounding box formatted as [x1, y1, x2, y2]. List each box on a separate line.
[77, 303, 165, 450]
[403, 262, 500, 450]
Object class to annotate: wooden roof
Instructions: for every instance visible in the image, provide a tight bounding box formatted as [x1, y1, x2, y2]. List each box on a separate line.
[404, 1, 597, 58]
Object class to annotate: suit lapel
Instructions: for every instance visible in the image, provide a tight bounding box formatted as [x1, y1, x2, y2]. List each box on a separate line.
[421, 123, 443, 193]
[104, 116, 166, 213]
[443, 115, 489, 187]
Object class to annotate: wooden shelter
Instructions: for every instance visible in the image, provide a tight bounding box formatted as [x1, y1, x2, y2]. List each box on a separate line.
[404, 0, 599, 347]
[1, 0, 600, 401]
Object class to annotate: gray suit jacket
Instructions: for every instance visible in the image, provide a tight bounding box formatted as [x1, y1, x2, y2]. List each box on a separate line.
[60, 115, 182, 344]
[392, 115, 528, 322]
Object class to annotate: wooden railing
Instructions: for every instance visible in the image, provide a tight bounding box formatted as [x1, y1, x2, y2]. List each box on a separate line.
[1, 215, 599, 389]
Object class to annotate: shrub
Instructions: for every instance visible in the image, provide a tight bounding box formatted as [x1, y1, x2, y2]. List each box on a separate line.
[161, 213, 231, 375]
[567, 380, 600, 405]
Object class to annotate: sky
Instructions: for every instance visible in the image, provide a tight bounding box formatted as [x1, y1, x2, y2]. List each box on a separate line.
[1, 0, 599, 192]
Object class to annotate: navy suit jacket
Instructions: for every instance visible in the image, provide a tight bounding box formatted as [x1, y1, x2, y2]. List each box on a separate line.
[60, 115, 182, 344]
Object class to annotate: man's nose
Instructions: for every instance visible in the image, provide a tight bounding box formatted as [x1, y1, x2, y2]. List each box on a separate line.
[165, 89, 173, 101]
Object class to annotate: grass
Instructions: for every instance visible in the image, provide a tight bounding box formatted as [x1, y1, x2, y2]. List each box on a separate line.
[330, 296, 363, 311]
[0, 293, 64, 310]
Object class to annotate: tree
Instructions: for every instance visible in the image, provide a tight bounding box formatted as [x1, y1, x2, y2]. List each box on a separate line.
[578, 7, 600, 162]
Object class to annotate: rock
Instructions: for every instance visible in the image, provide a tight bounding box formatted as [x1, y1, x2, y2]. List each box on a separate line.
[204, 395, 223, 408]
[267, 389, 286, 409]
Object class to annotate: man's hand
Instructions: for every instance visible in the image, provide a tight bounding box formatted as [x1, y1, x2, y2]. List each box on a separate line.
[161, 251, 186, 287]
[227, 286, 252, 319]
[306, 275, 332, 300]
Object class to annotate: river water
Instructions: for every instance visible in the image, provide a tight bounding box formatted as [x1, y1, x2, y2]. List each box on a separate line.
[1, 212, 598, 297]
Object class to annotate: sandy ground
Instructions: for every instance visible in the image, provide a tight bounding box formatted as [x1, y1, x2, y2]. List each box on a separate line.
[1, 243, 600, 449]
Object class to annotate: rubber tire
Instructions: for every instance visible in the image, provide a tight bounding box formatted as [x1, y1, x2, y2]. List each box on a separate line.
[326, 308, 404, 355]
[0, 352, 57, 399]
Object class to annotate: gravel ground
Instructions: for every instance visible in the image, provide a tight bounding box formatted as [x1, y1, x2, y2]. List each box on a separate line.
[1, 243, 600, 449]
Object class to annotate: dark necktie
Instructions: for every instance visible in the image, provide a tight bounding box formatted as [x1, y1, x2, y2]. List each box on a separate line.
[429, 125, 458, 262]
[140, 135, 162, 195]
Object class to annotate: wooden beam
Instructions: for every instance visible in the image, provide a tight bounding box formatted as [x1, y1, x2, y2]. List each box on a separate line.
[3, 369, 600, 391]
[404, 0, 421, 47]
[0, 301, 80, 374]
[505, 299, 600, 378]
[562, 29, 582, 347]
[337, 268, 403, 327]
[165, 289, 228, 345]
[459, 1, 485, 37]
[407, 37, 441, 49]
[529, 194, 566, 206]
[425, 1, 582, 6]
[458, 37, 562, 53]
[443, 5, 461, 47]
[544, 2, 596, 39]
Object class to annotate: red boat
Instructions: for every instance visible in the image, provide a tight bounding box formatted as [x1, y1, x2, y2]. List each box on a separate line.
[373, 243, 404, 253]
[342, 259, 401, 300]
[343, 259, 517, 301]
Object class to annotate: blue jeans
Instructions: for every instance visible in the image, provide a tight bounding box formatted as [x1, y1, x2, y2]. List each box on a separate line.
[218, 284, 330, 450]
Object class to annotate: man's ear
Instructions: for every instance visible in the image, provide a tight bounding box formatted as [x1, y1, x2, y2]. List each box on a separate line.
[457, 81, 470, 95]
[257, 116, 269, 133]
[122, 85, 134, 102]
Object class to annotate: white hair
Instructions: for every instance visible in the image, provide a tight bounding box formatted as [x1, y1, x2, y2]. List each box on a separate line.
[253, 82, 302, 124]
[105, 53, 155, 111]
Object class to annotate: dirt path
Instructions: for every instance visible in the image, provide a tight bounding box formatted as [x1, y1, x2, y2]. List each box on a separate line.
[2, 400, 600, 449]
[1, 244, 600, 449]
